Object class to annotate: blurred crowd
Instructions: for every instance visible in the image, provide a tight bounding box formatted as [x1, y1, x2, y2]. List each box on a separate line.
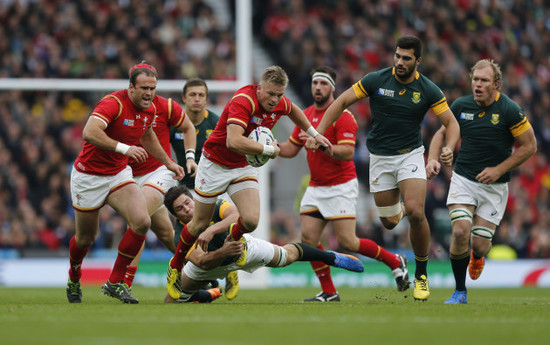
[0, 0, 549, 259]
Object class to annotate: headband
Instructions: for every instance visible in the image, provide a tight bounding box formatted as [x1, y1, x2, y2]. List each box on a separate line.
[129, 63, 157, 78]
[312, 72, 336, 90]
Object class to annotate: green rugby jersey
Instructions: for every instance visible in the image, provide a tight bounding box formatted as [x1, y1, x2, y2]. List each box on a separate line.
[170, 109, 220, 188]
[353, 67, 449, 155]
[451, 92, 531, 183]
[174, 198, 232, 263]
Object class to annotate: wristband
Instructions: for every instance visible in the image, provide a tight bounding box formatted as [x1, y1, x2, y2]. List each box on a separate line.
[306, 126, 319, 137]
[185, 149, 195, 160]
[115, 142, 130, 155]
[262, 144, 275, 157]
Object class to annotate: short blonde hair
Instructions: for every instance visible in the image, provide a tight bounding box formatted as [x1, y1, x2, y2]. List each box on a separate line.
[470, 59, 502, 90]
[261, 66, 288, 87]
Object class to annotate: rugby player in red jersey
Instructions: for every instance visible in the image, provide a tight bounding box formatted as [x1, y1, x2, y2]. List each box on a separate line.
[66, 63, 184, 304]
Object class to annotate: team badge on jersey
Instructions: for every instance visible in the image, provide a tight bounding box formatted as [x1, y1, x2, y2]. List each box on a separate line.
[491, 114, 500, 125]
[412, 92, 421, 104]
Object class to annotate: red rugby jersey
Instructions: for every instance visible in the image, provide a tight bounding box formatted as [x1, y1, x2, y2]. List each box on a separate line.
[202, 84, 292, 168]
[73, 90, 156, 176]
[129, 96, 185, 176]
[289, 103, 358, 186]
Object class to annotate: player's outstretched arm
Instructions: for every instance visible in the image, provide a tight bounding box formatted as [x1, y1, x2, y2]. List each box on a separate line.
[316, 87, 357, 134]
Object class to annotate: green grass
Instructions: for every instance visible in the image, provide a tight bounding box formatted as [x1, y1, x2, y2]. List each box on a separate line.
[1, 287, 549, 345]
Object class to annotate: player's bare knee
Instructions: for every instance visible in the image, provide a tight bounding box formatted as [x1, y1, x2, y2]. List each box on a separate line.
[380, 216, 399, 230]
[131, 215, 151, 234]
[240, 216, 259, 232]
[76, 234, 94, 248]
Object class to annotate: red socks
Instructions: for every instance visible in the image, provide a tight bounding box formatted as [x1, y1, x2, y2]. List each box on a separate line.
[310, 244, 337, 294]
[229, 218, 249, 241]
[358, 238, 400, 270]
[108, 229, 146, 283]
[124, 266, 138, 287]
[68, 236, 89, 282]
[170, 224, 197, 271]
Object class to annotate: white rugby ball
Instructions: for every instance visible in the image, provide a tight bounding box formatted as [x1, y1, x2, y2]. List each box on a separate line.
[246, 126, 274, 167]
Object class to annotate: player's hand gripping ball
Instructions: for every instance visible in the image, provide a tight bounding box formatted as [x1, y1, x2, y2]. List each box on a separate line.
[246, 126, 274, 167]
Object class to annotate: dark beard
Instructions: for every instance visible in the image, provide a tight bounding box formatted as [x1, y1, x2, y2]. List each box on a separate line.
[314, 94, 330, 106]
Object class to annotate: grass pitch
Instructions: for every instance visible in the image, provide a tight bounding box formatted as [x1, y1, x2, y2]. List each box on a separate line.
[1, 287, 548, 345]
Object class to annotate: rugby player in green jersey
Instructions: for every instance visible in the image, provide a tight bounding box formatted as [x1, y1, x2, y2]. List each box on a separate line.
[427, 59, 536, 304]
[170, 78, 220, 190]
[162, 186, 364, 303]
[315, 35, 460, 301]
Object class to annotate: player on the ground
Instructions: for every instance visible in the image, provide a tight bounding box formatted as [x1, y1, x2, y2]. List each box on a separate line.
[313, 36, 460, 301]
[66, 63, 184, 304]
[162, 185, 364, 303]
[426, 59, 536, 304]
[165, 66, 332, 299]
[279, 66, 409, 302]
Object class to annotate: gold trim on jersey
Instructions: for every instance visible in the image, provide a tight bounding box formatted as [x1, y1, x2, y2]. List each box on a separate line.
[289, 136, 302, 145]
[228, 117, 248, 128]
[231, 93, 256, 114]
[352, 82, 368, 99]
[510, 117, 532, 137]
[102, 94, 123, 120]
[431, 97, 450, 116]
[218, 200, 230, 219]
[337, 139, 356, 145]
[167, 98, 173, 119]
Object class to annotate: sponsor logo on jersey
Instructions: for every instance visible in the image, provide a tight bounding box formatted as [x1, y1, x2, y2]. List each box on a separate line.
[123, 119, 135, 126]
[412, 92, 421, 104]
[460, 112, 474, 120]
[251, 116, 263, 125]
[478, 111, 485, 118]
[399, 89, 406, 95]
[491, 114, 500, 125]
[378, 88, 395, 97]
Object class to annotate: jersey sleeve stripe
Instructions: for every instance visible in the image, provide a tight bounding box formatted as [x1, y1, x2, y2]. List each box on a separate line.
[352, 82, 368, 99]
[227, 117, 248, 128]
[103, 94, 123, 120]
[282, 97, 290, 114]
[431, 99, 450, 116]
[218, 200, 230, 219]
[289, 136, 303, 146]
[91, 113, 110, 125]
[231, 93, 256, 114]
[337, 139, 356, 145]
[167, 98, 173, 119]
[510, 118, 532, 137]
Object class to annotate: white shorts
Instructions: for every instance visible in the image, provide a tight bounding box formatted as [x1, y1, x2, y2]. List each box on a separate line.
[70, 165, 135, 211]
[300, 178, 358, 220]
[183, 234, 274, 281]
[193, 156, 259, 204]
[133, 165, 178, 195]
[369, 146, 426, 193]
[447, 172, 509, 225]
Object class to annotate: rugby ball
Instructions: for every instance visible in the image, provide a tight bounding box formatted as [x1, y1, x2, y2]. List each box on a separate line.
[246, 126, 274, 167]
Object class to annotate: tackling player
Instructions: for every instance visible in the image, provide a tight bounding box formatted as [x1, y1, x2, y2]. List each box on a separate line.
[162, 185, 364, 303]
